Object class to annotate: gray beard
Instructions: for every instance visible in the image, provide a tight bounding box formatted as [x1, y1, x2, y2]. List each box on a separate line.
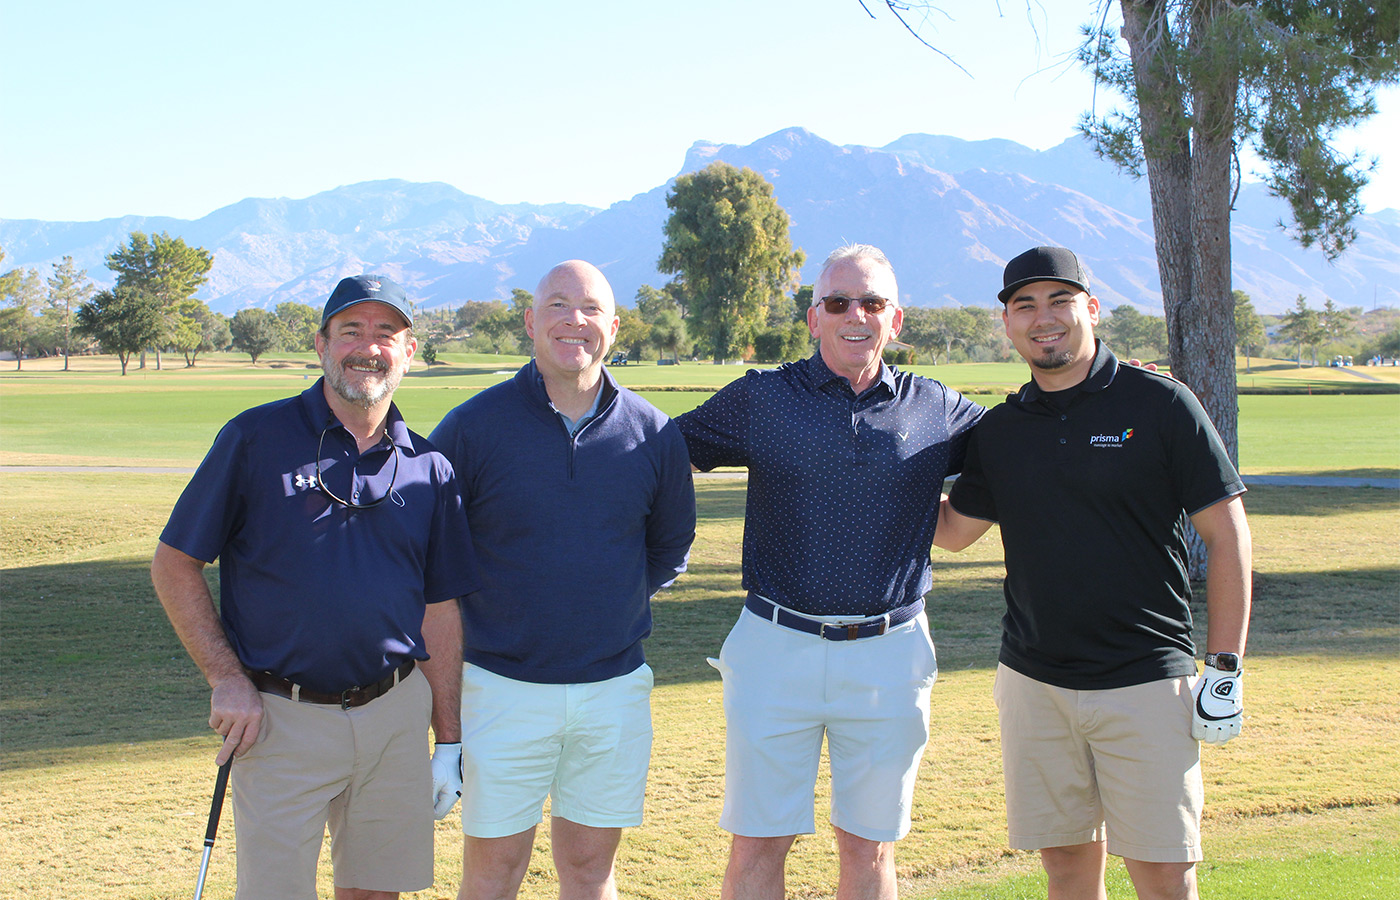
[322, 355, 401, 409]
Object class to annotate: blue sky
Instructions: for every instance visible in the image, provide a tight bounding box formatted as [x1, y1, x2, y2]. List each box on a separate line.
[3, 0, 1395, 222]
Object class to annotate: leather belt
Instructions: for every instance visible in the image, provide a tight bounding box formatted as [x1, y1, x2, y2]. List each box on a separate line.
[744, 593, 924, 641]
[248, 660, 415, 709]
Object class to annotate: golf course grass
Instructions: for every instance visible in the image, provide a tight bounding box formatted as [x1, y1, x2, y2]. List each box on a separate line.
[1, 353, 1396, 898]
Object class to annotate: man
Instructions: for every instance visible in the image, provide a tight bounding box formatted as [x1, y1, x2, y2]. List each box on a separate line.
[676, 244, 985, 900]
[934, 246, 1253, 900]
[429, 260, 696, 900]
[152, 275, 478, 900]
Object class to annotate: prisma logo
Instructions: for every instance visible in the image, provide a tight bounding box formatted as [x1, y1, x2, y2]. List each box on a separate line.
[1089, 428, 1134, 448]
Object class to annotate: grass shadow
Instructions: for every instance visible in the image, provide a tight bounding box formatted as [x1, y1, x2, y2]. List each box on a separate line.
[1, 558, 212, 767]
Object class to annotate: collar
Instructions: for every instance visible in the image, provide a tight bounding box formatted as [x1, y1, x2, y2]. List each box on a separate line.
[805, 352, 897, 398]
[1014, 340, 1119, 405]
[515, 360, 619, 424]
[301, 378, 411, 450]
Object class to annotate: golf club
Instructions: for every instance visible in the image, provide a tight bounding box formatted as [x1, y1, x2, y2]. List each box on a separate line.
[193, 759, 232, 900]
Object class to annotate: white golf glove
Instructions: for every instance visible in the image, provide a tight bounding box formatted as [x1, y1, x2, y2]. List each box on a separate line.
[1192, 660, 1243, 744]
[430, 742, 463, 819]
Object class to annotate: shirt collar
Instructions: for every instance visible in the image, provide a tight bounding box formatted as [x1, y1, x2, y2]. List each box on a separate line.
[1015, 340, 1119, 405]
[301, 378, 411, 449]
[805, 351, 897, 398]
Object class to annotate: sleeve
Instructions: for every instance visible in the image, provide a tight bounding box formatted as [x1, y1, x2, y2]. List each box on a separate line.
[644, 419, 698, 597]
[946, 426, 999, 522]
[159, 420, 248, 563]
[942, 389, 987, 476]
[674, 374, 752, 471]
[421, 457, 480, 604]
[1164, 383, 1247, 516]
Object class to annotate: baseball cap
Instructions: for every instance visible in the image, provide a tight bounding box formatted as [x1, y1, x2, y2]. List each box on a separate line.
[322, 275, 413, 327]
[998, 247, 1091, 304]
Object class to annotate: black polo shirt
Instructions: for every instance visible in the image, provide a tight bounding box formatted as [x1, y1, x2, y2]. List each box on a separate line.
[948, 343, 1244, 690]
[677, 352, 984, 616]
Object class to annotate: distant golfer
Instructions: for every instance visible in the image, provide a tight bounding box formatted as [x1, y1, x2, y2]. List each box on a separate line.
[429, 260, 695, 900]
[934, 246, 1253, 900]
[152, 275, 479, 900]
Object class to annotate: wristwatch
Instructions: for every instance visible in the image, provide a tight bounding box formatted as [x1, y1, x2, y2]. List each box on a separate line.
[1204, 651, 1240, 672]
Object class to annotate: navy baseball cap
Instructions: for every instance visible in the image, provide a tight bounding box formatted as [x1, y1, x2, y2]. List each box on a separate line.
[998, 247, 1091, 304]
[322, 275, 413, 327]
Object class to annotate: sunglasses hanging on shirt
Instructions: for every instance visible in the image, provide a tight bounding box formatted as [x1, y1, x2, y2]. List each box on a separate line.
[313, 425, 400, 509]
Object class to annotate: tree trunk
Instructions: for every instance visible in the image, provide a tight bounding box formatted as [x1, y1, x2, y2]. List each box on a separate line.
[1121, 0, 1242, 579]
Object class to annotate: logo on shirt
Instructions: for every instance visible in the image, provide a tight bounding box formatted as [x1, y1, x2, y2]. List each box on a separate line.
[1089, 428, 1134, 448]
[293, 473, 318, 490]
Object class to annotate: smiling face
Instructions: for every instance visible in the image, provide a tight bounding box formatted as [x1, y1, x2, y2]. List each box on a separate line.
[1001, 280, 1101, 390]
[315, 301, 416, 410]
[808, 255, 903, 394]
[526, 260, 619, 384]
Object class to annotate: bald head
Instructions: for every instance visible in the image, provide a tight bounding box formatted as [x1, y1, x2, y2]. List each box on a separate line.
[534, 260, 616, 315]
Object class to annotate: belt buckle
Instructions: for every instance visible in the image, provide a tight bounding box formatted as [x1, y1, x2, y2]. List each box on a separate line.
[340, 686, 362, 710]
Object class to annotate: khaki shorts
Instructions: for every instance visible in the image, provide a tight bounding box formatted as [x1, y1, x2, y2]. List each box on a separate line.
[709, 606, 938, 843]
[993, 663, 1204, 863]
[459, 663, 654, 838]
[231, 667, 434, 900]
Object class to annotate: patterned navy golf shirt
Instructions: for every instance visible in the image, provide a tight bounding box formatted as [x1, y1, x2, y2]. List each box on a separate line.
[677, 353, 984, 617]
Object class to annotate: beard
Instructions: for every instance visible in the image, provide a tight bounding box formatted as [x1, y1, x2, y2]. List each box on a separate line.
[1028, 346, 1075, 371]
[321, 352, 403, 409]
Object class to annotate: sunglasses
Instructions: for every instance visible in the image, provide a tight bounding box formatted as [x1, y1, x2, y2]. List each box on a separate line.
[818, 295, 891, 315]
[314, 425, 400, 509]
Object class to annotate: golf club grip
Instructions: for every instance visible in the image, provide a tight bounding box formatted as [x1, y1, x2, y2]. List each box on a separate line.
[204, 760, 231, 846]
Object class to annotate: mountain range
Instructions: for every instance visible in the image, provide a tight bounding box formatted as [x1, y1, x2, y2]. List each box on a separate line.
[3, 127, 1397, 315]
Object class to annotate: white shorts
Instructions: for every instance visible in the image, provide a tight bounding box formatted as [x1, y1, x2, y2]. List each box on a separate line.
[458, 663, 653, 838]
[709, 605, 938, 842]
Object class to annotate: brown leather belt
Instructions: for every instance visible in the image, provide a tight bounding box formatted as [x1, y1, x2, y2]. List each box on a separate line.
[248, 660, 415, 710]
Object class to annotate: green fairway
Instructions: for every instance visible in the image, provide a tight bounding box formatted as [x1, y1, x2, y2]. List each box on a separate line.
[4, 354, 1395, 476]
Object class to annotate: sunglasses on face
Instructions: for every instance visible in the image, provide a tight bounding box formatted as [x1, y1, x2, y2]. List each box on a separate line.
[818, 295, 890, 315]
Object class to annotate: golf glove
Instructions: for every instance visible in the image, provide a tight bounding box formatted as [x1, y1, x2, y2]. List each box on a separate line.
[1192, 662, 1243, 744]
[430, 742, 463, 819]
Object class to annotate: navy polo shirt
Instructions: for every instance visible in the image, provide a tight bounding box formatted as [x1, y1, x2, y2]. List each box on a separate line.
[677, 353, 984, 616]
[160, 379, 479, 694]
[948, 342, 1245, 690]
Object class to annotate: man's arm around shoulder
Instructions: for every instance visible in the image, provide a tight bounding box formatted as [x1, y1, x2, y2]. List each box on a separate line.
[151, 541, 262, 765]
[933, 495, 995, 552]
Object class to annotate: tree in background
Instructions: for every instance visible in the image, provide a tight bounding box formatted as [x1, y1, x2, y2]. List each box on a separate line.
[875, 1, 1398, 574]
[1278, 295, 1328, 366]
[44, 256, 94, 370]
[1320, 298, 1358, 347]
[229, 308, 281, 364]
[74, 285, 163, 375]
[1233, 290, 1266, 372]
[0, 262, 44, 370]
[1102, 304, 1168, 361]
[169, 299, 229, 366]
[659, 162, 805, 363]
[105, 231, 214, 370]
[614, 307, 651, 361]
[275, 301, 321, 352]
[635, 284, 691, 362]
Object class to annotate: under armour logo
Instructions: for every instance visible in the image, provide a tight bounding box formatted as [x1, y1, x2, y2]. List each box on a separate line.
[294, 473, 317, 490]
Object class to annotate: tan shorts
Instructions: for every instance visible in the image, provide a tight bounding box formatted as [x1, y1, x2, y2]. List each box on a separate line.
[231, 667, 434, 900]
[993, 664, 1203, 864]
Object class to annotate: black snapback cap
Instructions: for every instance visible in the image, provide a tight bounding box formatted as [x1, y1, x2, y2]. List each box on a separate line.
[998, 247, 1091, 304]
